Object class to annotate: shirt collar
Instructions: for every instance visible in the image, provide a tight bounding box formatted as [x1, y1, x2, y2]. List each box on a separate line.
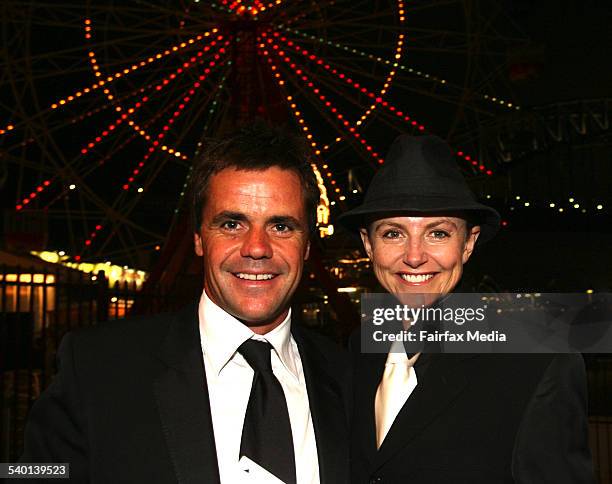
[198, 290, 298, 378]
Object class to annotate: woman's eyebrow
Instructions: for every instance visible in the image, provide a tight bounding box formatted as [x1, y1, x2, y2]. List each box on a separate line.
[423, 218, 458, 230]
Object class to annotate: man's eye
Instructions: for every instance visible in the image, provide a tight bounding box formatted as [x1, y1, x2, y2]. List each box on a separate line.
[221, 221, 240, 230]
[273, 223, 292, 233]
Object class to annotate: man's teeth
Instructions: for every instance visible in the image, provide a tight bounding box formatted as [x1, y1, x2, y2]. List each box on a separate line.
[235, 273, 275, 281]
[400, 273, 434, 283]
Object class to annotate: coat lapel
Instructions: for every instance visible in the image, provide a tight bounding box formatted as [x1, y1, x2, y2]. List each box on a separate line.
[154, 304, 221, 484]
[373, 354, 475, 471]
[293, 327, 349, 484]
[354, 352, 386, 466]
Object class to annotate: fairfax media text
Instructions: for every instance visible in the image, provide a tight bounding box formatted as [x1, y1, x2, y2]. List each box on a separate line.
[373, 330, 507, 343]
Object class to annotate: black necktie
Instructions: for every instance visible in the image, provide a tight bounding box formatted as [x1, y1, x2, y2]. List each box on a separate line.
[238, 339, 296, 484]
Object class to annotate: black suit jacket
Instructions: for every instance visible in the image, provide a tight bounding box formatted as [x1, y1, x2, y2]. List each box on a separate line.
[20, 303, 351, 483]
[350, 332, 595, 483]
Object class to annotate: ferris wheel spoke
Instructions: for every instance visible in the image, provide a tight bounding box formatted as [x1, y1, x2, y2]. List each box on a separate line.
[280, 26, 518, 115]
[270, 35, 428, 142]
[304, 66, 419, 137]
[295, 49, 492, 117]
[272, 42, 493, 175]
[265, 31, 421, 136]
[265, 42, 385, 168]
[82, 60, 230, 256]
[4, 29, 190, 71]
[117, 56, 230, 193]
[20, 110, 169, 242]
[47, 28, 222, 111]
[167, 69, 231, 232]
[276, 26, 451, 86]
[75, 37, 228, 160]
[37, 94, 182, 211]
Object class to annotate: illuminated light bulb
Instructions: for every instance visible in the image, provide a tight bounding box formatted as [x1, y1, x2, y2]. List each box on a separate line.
[119, 47, 226, 189]
[264, 39, 383, 164]
[573, 203, 580, 209]
[69, 184, 76, 190]
[80, 38, 228, 158]
[259, 47, 343, 201]
[597, 204, 603, 210]
[549, 203, 555, 208]
[55, 28, 221, 110]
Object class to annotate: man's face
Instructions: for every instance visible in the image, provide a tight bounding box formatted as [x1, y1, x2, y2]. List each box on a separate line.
[194, 167, 310, 333]
[360, 215, 480, 298]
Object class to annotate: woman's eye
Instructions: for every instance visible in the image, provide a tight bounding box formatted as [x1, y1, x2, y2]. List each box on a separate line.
[382, 230, 401, 239]
[430, 230, 450, 239]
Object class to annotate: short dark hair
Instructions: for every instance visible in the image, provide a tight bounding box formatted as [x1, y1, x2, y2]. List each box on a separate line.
[190, 121, 320, 235]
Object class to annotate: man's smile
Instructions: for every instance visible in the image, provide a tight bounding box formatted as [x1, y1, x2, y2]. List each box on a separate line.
[233, 272, 278, 281]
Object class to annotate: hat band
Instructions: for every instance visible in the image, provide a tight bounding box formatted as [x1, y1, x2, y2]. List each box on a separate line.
[364, 193, 477, 205]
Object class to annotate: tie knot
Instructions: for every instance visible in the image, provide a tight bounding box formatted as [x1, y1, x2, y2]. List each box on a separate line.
[386, 350, 409, 365]
[238, 339, 273, 372]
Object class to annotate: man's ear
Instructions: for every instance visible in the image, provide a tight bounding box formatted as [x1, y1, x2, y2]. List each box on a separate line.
[360, 228, 373, 259]
[462, 225, 480, 263]
[194, 232, 204, 256]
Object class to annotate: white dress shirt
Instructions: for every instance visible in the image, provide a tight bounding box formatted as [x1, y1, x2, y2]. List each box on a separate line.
[198, 290, 320, 484]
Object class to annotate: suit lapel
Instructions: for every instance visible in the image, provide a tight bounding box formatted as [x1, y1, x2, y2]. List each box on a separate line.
[154, 304, 221, 484]
[373, 354, 474, 470]
[292, 327, 348, 484]
[354, 352, 386, 467]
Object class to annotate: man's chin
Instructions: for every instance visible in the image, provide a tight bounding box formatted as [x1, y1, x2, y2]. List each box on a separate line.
[231, 306, 287, 329]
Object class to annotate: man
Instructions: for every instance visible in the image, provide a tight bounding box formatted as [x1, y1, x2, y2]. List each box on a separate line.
[20, 123, 351, 483]
[339, 134, 594, 483]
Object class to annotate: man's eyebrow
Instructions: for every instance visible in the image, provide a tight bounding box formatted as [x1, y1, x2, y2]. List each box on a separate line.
[210, 212, 305, 229]
[210, 211, 248, 225]
[268, 215, 305, 229]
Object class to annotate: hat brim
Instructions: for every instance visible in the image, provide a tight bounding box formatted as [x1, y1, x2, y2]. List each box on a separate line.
[337, 195, 501, 244]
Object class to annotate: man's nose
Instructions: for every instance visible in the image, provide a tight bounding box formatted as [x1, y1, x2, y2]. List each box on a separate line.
[402, 238, 427, 267]
[240, 226, 273, 259]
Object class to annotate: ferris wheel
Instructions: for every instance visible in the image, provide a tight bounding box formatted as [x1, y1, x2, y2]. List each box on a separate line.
[1, 0, 528, 267]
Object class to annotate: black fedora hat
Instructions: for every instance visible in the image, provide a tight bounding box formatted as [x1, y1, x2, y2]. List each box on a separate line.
[338, 134, 501, 243]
